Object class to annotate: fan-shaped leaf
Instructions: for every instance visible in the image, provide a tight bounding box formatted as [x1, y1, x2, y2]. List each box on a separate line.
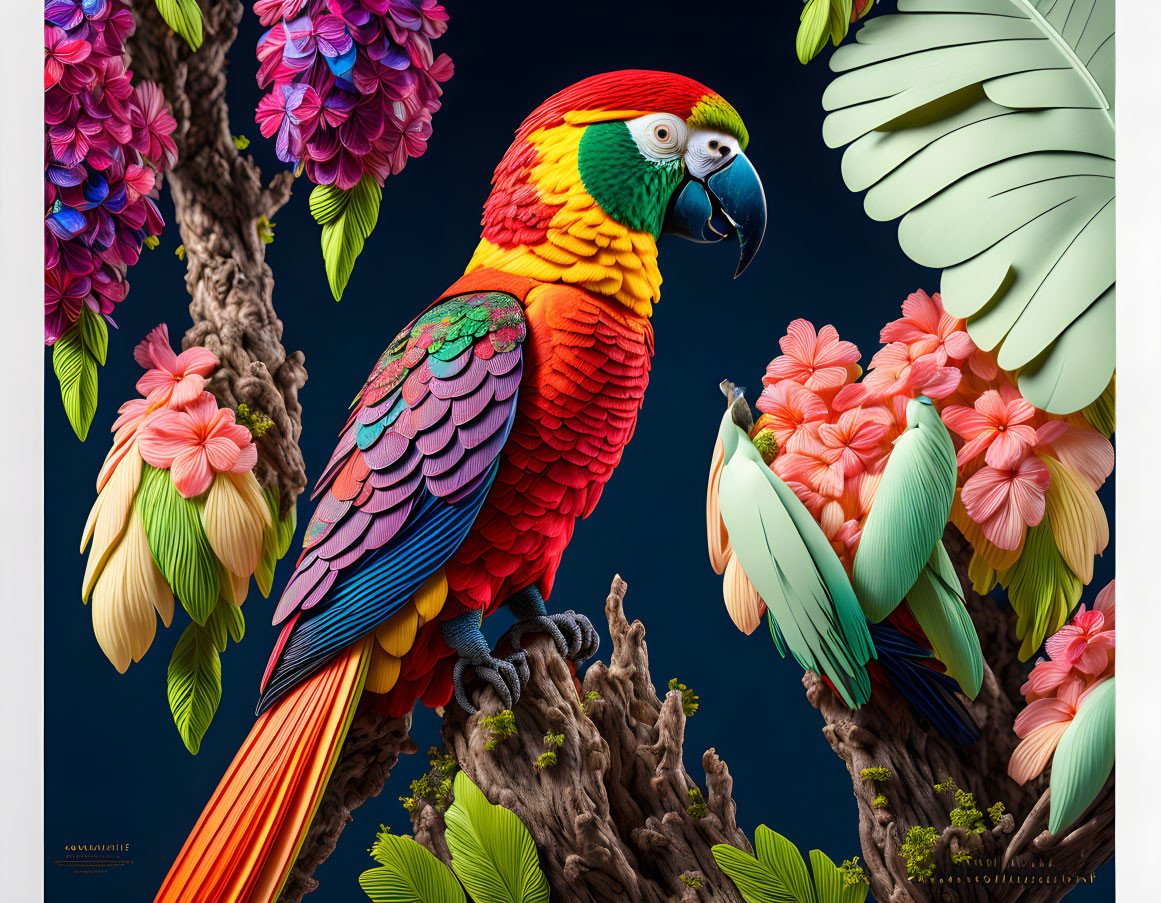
[444, 771, 549, 903]
[136, 464, 221, 624]
[312, 176, 382, 301]
[1049, 677, 1114, 834]
[167, 621, 221, 754]
[823, 0, 1115, 413]
[155, 0, 203, 52]
[359, 831, 466, 903]
[713, 828, 865, 903]
[853, 398, 955, 621]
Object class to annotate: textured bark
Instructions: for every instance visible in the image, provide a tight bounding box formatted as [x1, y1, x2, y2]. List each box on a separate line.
[126, 0, 307, 514]
[804, 525, 1114, 903]
[409, 576, 752, 903]
[279, 711, 418, 903]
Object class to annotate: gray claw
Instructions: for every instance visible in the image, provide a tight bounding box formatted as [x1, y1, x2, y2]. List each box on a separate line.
[511, 611, 599, 662]
[452, 651, 528, 715]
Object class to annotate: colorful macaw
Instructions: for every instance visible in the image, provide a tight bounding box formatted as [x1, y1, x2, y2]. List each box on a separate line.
[708, 383, 979, 744]
[156, 71, 767, 903]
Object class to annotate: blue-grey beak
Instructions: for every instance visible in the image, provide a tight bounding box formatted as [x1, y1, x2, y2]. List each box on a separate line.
[664, 151, 767, 277]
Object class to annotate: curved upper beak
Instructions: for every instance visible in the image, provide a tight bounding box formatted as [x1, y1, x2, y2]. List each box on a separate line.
[663, 151, 767, 277]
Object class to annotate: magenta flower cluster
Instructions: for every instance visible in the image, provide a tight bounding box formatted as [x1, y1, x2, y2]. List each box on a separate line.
[44, 0, 177, 345]
[254, 0, 452, 189]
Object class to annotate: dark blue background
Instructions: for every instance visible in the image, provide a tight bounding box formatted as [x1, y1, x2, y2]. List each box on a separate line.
[44, 2, 1114, 900]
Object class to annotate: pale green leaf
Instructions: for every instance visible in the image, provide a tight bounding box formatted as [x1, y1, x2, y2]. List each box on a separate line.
[853, 398, 955, 621]
[155, 0, 203, 52]
[905, 543, 984, 699]
[444, 771, 549, 903]
[1049, 677, 1114, 834]
[822, 0, 1115, 413]
[167, 621, 221, 754]
[716, 410, 872, 708]
[359, 831, 466, 903]
[136, 464, 221, 624]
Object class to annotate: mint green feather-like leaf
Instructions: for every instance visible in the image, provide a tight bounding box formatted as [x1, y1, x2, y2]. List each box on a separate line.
[853, 398, 956, 621]
[1049, 677, 1115, 835]
[360, 830, 466, 903]
[905, 543, 984, 699]
[167, 620, 221, 754]
[136, 464, 221, 625]
[822, 0, 1115, 413]
[444, 771, 549, 903]
[718, 417, 872, 708]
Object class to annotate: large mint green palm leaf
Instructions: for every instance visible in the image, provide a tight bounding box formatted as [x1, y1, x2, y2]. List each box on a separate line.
[822, 0, 1115, 414]
[1049, 677, 1115, 835]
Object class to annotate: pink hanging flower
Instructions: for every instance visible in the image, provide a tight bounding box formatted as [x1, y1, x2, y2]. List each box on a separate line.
[764, 319, 860, 394]
[138, 393, 259, 498]
[960, 454, 1049, 550]
[942, 382, 1038, 468]
[129, 81, 178, 171]
[754, 380, 829, 452]
[133, 324, 220, 409]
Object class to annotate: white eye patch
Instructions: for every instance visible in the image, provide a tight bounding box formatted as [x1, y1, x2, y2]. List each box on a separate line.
[684, 128, 739, 179]
[626, 113, 688, 160]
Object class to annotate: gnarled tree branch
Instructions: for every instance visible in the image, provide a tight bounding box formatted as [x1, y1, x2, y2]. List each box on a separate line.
[127, 0, 307, 514]
[804, 525, 1114, 903]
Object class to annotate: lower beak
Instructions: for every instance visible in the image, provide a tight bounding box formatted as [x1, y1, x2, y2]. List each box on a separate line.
[663, 151, 767, 277]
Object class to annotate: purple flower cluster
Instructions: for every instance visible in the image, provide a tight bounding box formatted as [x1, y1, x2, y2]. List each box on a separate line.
[254, 0, 452, 189]
[44, 0, 177, 344]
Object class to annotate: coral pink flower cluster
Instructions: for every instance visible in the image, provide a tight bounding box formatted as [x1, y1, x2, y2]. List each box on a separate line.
[1008, 582, 1115, 784]
[101, 325, 258, 499]
[44, 0, 176, 343]
[254, 0, 453, 189]
[754, 291, 1113, 568]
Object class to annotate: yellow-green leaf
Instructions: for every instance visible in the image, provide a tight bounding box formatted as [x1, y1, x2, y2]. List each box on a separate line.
[52, 307, 103, 440]
[155, 0, 203, 52]
[313, 176, 383, 301]
[167, 621, 221, 754]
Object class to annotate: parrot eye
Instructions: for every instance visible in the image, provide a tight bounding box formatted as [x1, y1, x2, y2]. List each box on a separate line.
[628, 114, 687, 160]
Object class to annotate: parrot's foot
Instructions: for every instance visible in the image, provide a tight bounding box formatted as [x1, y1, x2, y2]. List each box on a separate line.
[510, 611, 600, 662]
[452, 651, 530, 715]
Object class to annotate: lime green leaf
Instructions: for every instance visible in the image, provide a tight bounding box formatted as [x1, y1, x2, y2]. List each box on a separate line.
[312, 176, 383, 300]
[797, 0, 832, 64]
[155, 0, 203, 52]
[52, 308, 104, 440]
[822, 0, 1115, 413]
[205, 596, 245, 653]
[1049, 677, 1115, 834]
[233, 134, 251, 150]
[360, 830, 466, 903]
[853, 398, 955, 621]
[714, 829, 865, 903]
[136, 464, 221, 624]
[167, 621, 221, 754]
[810, 849, 867, 903]
[997, 519, 1082, 660]
[444, 771, 549, 903]
[755, 826, 816, 903]
[712, 842, 795, 903]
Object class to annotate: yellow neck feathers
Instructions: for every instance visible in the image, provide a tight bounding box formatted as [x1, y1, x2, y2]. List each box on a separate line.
[466, 123, 662, 318]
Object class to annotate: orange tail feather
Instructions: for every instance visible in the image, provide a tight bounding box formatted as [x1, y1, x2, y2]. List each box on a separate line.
[155, 639, 371, 903]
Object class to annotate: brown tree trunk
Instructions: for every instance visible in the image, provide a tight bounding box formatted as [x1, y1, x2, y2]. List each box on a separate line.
[126, 0, 307, 515]
[413, 576, 752, 903]
[803, 525, 1114, 903]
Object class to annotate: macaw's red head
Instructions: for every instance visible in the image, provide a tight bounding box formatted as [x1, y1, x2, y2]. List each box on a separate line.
[466, 70, 766, 317]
